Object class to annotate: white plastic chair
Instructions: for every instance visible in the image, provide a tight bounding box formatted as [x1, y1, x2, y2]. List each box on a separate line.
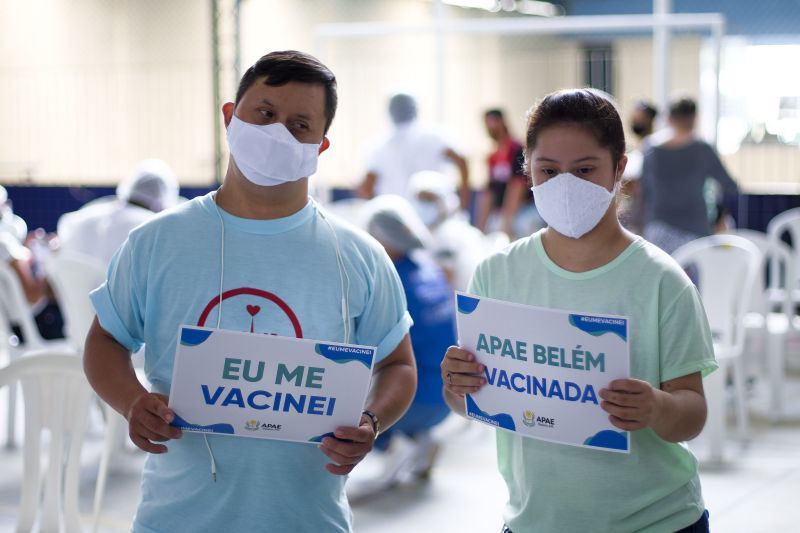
[672, 234, 761, 464]
[0, 262, 73, 448]
[733, 229, 796, 422]
[42, 251, 125, 530]
[767, 207, 800, 310]
[44, 251, 106, 351]
[0, 351, 93, 533]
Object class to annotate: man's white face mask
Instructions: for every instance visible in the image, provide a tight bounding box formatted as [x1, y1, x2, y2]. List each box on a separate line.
[531, 172, 617, 239]
[226, 115, 321, 187]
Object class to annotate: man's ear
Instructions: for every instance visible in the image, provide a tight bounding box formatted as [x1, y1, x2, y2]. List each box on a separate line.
[319, 137, 331, 154]
[222, 102, 235, 128]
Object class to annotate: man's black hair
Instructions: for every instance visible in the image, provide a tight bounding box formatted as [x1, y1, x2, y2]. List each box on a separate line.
[235, 50, 338, 134]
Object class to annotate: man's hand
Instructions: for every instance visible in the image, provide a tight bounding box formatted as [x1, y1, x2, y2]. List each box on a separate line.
[318, 416, 376, 475]
[125, 392, 182, 454]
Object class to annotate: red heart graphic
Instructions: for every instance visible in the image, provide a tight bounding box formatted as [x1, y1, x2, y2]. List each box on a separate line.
[246, 305, 261, 317]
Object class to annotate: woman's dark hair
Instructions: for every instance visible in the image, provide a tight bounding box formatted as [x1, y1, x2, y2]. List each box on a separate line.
[235, 50, 338, 133]
[524, 88, 626, 175]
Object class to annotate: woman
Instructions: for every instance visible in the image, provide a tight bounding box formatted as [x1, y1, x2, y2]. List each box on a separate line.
[441, 89, 716, 532]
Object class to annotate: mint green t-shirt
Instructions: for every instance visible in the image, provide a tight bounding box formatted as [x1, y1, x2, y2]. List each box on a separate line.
[469, 231, 717, 533]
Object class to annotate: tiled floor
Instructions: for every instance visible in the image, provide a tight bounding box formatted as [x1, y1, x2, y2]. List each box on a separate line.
[1, 377, 799, 532]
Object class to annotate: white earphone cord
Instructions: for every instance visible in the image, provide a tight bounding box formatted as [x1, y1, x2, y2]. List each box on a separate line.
[200, 190, 226, 482]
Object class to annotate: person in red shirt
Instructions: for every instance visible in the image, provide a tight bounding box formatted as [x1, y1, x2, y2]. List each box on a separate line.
[476, 109, 536, 238]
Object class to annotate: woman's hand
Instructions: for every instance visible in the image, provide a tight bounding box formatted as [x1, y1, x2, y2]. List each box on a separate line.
[599, 378, 663, 431]
[440, 346, 487, 416]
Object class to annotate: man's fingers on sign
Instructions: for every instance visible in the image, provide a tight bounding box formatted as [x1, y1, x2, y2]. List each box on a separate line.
[126, 392, 182, 454]
[319, 420, 375, 476]
[441, 345, 486, 397]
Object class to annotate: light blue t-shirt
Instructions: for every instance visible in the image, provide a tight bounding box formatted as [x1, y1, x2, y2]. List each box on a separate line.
[91, 193, 412, 533]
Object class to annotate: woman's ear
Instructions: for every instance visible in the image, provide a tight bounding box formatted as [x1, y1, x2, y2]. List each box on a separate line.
[319, 137, 331, 154]
[616, 154, 629, 182]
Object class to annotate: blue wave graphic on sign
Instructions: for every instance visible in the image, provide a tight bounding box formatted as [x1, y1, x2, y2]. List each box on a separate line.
[466, 395, 516, 431]
[457, 294, 480, 314]
[309, 432, 356, 444]
[314, 343, 373, 368]
[309, 431, 336, 443]
[568, 314, 627, 341]
[583, 429, 628, 451]
[180, 327, 214, 347]
[170, 414, 234, 434]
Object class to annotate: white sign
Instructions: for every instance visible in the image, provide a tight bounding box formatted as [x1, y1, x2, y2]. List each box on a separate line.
[168, 326, 375, 444]
[456, 292, 630, 453]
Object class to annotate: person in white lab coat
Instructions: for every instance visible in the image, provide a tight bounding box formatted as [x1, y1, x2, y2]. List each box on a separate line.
[57, 159, 179, 265]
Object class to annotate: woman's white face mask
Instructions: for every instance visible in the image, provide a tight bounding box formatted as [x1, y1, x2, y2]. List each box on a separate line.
[226, 115, 321, 187]
[531, 172, 617, 239]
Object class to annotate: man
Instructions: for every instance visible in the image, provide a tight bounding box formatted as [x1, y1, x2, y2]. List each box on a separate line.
[641, 97, 739, 253]
[476, 109, 538, 239]
[357, 93, 470, 210]
[58, 159, 179, 265]
[621, 100, 658, 233]
[630, 99, 658, 141]
[83, 50, 417, 532]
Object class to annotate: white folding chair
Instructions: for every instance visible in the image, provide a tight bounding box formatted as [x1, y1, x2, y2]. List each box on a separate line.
[44, 251, 107, 351]
[767, 207, 800, 311]
[0, 351, 93, 533]
[42, 250, 125, 531]
[733, 229, 796, 422]
[0, 262, 73, 448]
[673, 234, 761, 464]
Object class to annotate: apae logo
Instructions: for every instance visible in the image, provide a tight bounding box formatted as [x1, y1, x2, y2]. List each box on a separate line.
[244, 419, 283, 432]
[522, 410, 536, 427]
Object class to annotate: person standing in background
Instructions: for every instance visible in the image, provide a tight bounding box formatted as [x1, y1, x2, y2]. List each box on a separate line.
[641, 97, 739, 254]
[620, 100, 658, 233]
[476, 109, 540, 239]
[357, 93, 470, 210]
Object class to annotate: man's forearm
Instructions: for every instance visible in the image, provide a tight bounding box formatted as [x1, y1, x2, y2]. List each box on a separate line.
[83, 317, 148, 419]
[363, 335, 416, 431]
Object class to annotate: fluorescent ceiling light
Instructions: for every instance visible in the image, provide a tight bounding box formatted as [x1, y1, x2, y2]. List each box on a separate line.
[440, 0, 563, 16]
[516, 1, 564, 17]
[441, 0, 500, 10]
